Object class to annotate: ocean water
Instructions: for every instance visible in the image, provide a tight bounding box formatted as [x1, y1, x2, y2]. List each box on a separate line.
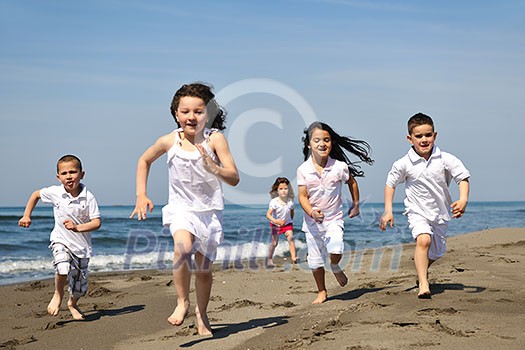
[1, 202, 524, 285]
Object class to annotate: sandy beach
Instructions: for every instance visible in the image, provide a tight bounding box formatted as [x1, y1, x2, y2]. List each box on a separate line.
[1, 227, 524, 350]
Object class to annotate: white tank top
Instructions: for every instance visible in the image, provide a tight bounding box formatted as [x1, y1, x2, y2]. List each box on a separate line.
[165, 128, 223, 212]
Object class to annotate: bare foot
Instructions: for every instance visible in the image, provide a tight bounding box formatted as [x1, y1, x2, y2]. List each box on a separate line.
[417, 281, 431, 299]
[167, 300, 189, 326]
[265, 259, 275, 268]
[67, 298, 85, 320]
[47, 292, 62, 316]
[331, 264, 348, 287]
[195, 306, 213, 336]
[312, 290, 327, 304]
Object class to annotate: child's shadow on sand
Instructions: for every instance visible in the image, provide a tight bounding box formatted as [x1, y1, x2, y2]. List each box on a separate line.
[55, 304, 145, 326]
[329, 286, 388, 301]
[179, 315, 289, 347]
[405, 283, 485, 295]
[430, 283, 485, 295]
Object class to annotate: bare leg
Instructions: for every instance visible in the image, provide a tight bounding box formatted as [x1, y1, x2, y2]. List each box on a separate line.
[285, 231, 298, 263]
[266, 234, 278, 267]
[311, 267, 327, 304]
[194, 252, 213, 336]
[67, 296, 85, 320]
[167, 230, 192, 326]
[330, 253, 347, 287]
[48, 274, 67, 316]
[414, 234, 432, 298]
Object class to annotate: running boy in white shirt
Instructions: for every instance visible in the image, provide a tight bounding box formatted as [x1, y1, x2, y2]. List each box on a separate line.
[19, 155, 101, 319]
[380, 113, 470, 298]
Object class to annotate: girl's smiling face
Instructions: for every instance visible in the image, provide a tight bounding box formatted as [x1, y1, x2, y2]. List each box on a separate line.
[176, 96, 208, 138]
[309, 127, 332, 160]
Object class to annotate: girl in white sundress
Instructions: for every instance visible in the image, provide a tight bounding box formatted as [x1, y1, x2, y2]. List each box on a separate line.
[130, 83, 239, 336]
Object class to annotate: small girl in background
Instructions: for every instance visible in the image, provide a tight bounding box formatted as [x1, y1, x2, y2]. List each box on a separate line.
[297, 121, 373, 304]
[266, 177, 298, 267]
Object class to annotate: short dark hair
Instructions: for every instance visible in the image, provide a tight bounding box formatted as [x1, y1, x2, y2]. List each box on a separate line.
[57, 154, 83, 173]
[408, 113, 434, 134]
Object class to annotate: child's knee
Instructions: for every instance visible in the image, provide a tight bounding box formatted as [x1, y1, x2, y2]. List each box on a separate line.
[415, 233, 432, 247]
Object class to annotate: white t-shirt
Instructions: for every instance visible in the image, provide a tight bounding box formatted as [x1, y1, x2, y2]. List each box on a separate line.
[386, 146, 470, 223]
[297, 156, 350, 225]
[268, 197, 294, 225]
[40, 184, 100, 258]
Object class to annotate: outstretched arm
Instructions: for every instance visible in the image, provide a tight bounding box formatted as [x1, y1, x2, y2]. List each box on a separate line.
[347, 175, 360, 218]
[130, 134, 172, 220]
[379, 185, 396, 230]
[451, 178, 469, 218]
[18, 190, 41, 228]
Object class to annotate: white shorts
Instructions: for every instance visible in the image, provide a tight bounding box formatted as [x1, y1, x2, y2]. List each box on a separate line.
[165, 208, 223, 262]
[408, 213, 449, 260]
[303, 219, 344, 269]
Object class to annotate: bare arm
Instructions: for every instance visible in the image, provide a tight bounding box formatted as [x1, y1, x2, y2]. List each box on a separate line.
[130, 133, 173, 220]
[298, 185, 323, 223]
[347, 175, 360, 218]
[451, 178, 469, 218]
[379, 185, 396, 230]
[266, 208, 284, 226]
[63, 218, 101, 233]
[18, 190, 41, 228]
[199, 133, 239, 186]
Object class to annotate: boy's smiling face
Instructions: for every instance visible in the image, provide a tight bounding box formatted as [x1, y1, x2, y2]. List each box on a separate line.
[57, 161, 84, 196]
[407, 124, 437, 160]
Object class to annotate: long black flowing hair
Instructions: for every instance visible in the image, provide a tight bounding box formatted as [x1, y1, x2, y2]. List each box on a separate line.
[302, 122, 374, 177]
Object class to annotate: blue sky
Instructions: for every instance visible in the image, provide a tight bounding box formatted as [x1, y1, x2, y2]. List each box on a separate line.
[1, 0, 524, 207]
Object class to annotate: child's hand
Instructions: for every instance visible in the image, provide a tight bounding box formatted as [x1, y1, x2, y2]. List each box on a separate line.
[451, 199, 467, 218]
[379, 211, 394, 231]
[63, 220, 78, 232]
[311, 209, 324, 223]
[18, 216, 32, 228]
[130, 196, 154, 220]
[196, 144, 220, 176]
[348, 205, 360, 218]
[273, 219, 285, 227]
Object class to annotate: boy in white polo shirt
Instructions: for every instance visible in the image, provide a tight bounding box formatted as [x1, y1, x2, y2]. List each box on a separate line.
[380, 113, 470, 298]
[19, 155, 101, 319]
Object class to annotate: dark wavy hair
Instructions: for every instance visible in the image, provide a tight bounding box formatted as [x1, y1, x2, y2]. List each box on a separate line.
[170, 82, 227, 130]
[302, 122, 374, 177]
[269, 177, 295, 200]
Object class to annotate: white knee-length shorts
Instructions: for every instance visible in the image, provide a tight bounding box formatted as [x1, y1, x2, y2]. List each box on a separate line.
[408, 213, 449, 261]
[303, 219, 345, 269]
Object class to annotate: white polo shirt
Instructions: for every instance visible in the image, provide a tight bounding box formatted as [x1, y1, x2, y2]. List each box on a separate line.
[268, 197, 294, 225]
[297, 156, 350, 225]
[386, 146, 470, 223]
[40, 184, 100, 258]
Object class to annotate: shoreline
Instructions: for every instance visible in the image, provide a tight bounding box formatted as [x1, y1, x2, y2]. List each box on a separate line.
[1, 227, 524, 349]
